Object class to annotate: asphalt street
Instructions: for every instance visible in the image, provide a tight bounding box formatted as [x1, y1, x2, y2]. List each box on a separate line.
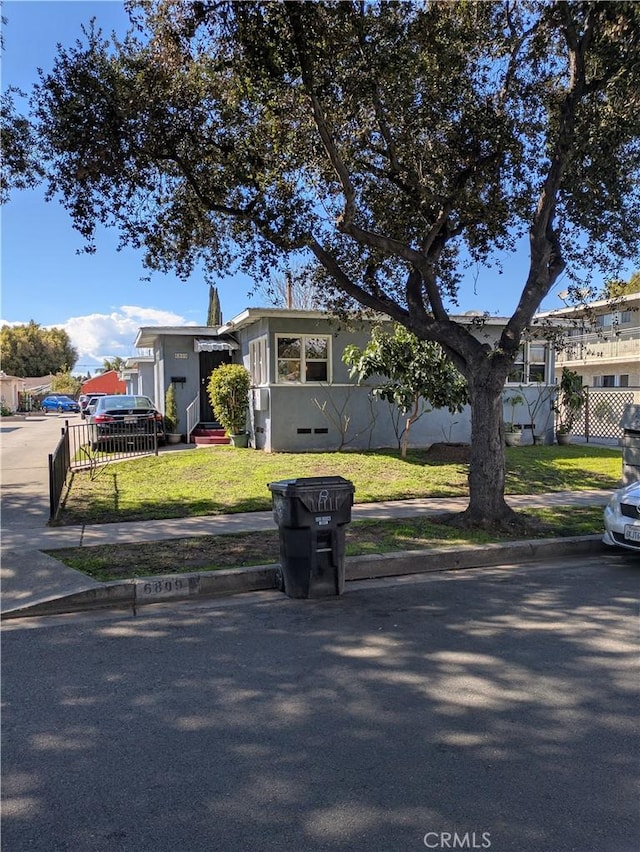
[2, 553, 638, 852]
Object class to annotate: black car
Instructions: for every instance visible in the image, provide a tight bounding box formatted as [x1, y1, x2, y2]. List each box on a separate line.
[87, 395, 165, 449]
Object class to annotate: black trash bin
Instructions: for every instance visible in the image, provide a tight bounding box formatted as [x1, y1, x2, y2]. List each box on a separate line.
[267, 476, 355, 598]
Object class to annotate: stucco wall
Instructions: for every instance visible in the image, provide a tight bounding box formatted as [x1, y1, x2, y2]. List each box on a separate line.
[236, 315, 556, 452]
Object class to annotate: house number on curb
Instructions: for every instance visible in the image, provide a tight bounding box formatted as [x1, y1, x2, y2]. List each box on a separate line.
[135, 575, 200, 601]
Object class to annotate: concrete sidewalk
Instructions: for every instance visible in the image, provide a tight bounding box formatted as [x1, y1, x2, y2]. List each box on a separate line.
[1, 490, 610, 619]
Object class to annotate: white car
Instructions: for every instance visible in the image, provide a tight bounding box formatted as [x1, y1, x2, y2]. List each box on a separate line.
[603, 481, 640, 552]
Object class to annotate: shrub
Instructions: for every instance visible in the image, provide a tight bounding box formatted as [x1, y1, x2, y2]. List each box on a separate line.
[207, 364, 251, 435]
[164, 383, 179, 432]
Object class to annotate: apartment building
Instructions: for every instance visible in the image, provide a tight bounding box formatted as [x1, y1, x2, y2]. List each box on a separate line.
[538, 291, 640, 388]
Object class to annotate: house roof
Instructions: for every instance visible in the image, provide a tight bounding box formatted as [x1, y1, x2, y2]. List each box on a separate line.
[135, 325, 220, 348]
[219, 308, 336, 333]
[537, 290, 640, 318]
[0, 373, 54, 392]
[133, 307, 563, 351]
[124, 355, 155, 368]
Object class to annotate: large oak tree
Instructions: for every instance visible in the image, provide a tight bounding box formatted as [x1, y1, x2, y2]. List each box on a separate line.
[22, 0, 640, 526]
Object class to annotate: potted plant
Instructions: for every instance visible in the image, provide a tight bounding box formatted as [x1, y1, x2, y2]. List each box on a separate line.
[207, 364, 251, 447]
[503, 392, 524, 446]
[164, 383, 182, 444]
[553, 367, 585, 444]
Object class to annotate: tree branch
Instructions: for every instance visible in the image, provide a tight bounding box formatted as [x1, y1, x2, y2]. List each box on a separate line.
[286, 3, 357, 229]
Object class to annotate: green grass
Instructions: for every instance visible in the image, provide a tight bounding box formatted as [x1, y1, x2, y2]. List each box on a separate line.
[56, 443, 622, 526]
[48, 505, 604, 582]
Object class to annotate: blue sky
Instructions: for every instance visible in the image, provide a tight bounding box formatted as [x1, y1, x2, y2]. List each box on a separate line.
[1, 1, 630, 373]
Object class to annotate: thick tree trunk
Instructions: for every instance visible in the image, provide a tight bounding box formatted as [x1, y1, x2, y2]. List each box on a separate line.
[461, 369, 515, 527]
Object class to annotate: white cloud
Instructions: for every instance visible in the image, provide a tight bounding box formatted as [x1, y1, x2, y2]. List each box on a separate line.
[64, 306, 199, 365]
[2, 306, 196, 370]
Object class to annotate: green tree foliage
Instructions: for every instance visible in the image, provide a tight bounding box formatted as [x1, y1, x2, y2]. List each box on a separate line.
[344, 325, 468, 457]
[0, 88, 44, 204]
[206, 285, 222, 326]
[207, 364, 251, 436]
[100, 356, 126, 373]
[0, 321, 78, 377]
[164, 381, 179, 431]
[50, 370, 82, 396]
[601, 271, 640, 298]
[553, 367, 586, 434]
[20, 1, 640, 526]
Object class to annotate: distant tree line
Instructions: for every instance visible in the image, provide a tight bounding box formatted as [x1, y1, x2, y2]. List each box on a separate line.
[0, 321, 77, 377]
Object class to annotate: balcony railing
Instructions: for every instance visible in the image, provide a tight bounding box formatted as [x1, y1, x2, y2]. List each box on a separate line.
[557, 327, 640, 364]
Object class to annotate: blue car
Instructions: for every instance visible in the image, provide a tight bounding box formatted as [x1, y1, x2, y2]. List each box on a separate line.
[40, 395, 81, 414]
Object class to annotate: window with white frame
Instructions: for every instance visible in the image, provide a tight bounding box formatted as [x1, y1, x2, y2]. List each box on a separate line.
[594, 374, 627, 388]
[596, 313, 614, 328]
[507, 342, 549, 384]
[596, 310, 633, 329]
[276, 335, 330, 383]
[593, 375, 616, 387]
[249, 337, 268, 385]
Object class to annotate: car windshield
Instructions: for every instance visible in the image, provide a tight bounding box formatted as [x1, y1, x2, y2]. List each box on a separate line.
[100, 396, 154, 410]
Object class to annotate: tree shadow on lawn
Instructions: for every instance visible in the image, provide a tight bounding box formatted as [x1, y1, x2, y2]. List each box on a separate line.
[56, 444, 621, 526]
[504, 446, 622, 493]
[57, 494, 270, 526]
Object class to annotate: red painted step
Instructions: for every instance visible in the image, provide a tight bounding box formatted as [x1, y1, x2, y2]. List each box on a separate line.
[191, 427, 230, 447]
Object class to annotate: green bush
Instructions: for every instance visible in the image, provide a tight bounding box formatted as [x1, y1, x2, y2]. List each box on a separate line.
[207, 364, 251, 435]
[164, 383, 179, 432]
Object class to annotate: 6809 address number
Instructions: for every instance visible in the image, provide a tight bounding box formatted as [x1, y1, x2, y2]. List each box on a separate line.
[135, 576, 198, 599]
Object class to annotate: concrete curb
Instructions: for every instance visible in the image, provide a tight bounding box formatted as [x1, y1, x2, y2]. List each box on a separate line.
[1, 535, 603, 620]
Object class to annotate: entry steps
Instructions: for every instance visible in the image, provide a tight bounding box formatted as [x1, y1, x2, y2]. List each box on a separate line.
[191, 423, 230, 446]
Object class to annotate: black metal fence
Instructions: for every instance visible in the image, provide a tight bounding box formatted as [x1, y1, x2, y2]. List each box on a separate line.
[48, 426, 71, 522]
[48, 419, 161, 521]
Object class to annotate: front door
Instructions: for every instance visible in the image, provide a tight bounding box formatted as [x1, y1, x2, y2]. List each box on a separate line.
[199, 351, 232, 422]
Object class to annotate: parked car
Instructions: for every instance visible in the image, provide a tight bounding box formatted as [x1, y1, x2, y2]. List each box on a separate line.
[84, 395, 107, 419]
[87, 395, 165, 449]
[79, 392, 107, 418]
[603, 480, 640, 552]
[40, 395, 80, 414]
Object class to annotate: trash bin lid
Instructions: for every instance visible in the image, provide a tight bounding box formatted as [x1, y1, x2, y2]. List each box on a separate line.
[268, 476, 355, 513]
[268, 476, 354, 494]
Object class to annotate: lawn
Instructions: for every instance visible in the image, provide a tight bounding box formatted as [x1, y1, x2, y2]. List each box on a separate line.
[57, 443, 623, 526]
[49, 505, 604, 582]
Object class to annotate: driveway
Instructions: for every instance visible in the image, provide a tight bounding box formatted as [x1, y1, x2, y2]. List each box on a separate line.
[0, 413, 80, 533]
